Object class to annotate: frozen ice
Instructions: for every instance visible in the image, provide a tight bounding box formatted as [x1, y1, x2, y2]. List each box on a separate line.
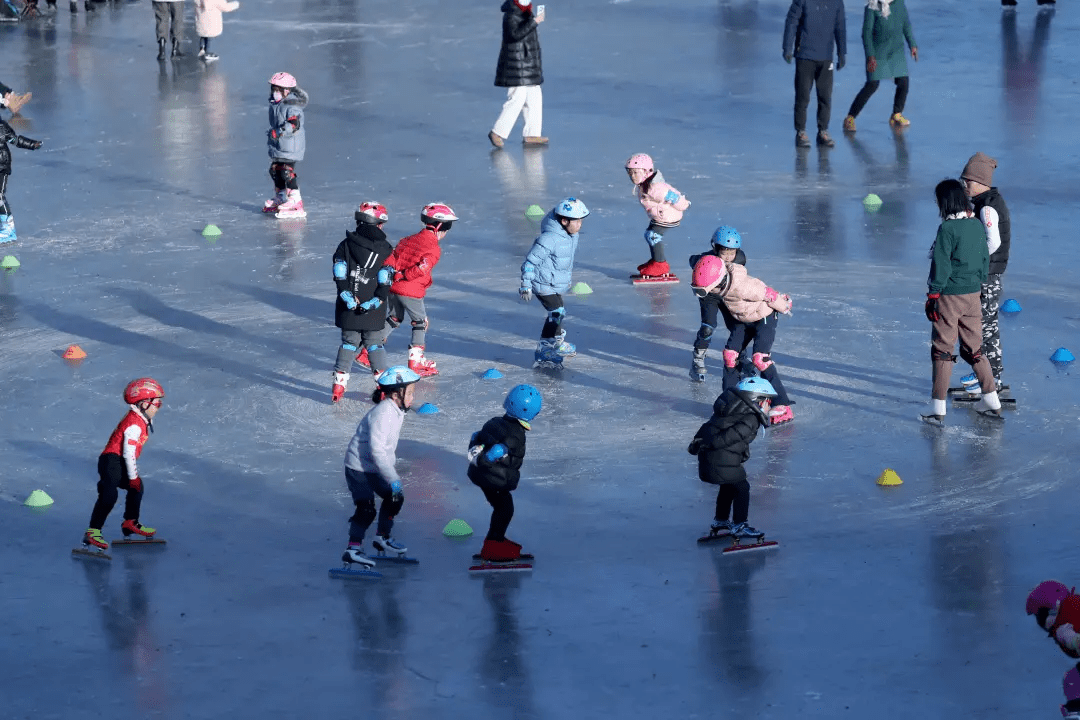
[1, 0, 1078, 717]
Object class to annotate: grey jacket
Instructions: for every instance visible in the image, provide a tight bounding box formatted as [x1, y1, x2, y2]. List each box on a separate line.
[783, 0, 847, 63]
[344, 399, 404, 483]
[267, 87, 307, 162]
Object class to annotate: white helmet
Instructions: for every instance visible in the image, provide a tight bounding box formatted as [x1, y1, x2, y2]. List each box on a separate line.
[554, 197, 589, 220]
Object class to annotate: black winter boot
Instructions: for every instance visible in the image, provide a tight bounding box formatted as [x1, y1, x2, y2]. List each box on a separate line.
[157, 38, 166, 61]
[171, 38, 185, 57]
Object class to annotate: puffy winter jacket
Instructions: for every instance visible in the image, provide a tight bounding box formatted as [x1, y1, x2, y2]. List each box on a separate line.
[386, 227, 442, 299]
[0, 119, 38, 176]
[521, 212, 579, 296]
[783, 0, 847, 63]
[927, 216, 988, 296]
[267, 87, 307, 162]
[970, 188, 1011, 276]
[467, 414, 528, 491]
[719, 264, 791, 323]
[333, 223, 395, 332]
[690, 390, 767, 485]
[194, 0, 239, 39]
[634, 171, 691, 227]
[494, 0, 543, 87]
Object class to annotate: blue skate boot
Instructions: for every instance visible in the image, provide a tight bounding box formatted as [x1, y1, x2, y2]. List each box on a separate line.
[730, 522, 765, 541]
[960, 372, 981, 396]
[551, 331, 576, 357]
[0, 215, 15, 244]
[534, 338, 565, 369]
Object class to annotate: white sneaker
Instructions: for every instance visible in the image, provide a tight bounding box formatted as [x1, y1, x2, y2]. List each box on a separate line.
[372, 536, 407, 554]
[341, 545, 375, 567]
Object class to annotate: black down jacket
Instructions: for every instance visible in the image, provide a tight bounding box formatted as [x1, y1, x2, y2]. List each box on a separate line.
[333, 223, 394, 332]
[467, 414, 528, 491]
[689, 389, 767, 486]
[494, 0, 543, 88]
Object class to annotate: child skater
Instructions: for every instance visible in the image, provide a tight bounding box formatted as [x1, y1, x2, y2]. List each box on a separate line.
[0, 115, 42, 243]
[193, 0, 240, 63]
[467, 384, 542, 562]
[262, 72, 308, 219]
[519, 196, 590, 368]
[340, 366, 421, 568]
[82, 378, 165, 551]
[688, 225, 747, 382]
[381, 203, 457, 377]
[1026, 581, 1080, 719]
[689, 377, 777, 542]
[331, 202, 395, 403]
[691, 252, 796, 425]
[625, 153, 691, 279]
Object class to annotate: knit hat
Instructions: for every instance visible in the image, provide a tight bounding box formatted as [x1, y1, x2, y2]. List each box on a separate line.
[961, 152, 997, 187]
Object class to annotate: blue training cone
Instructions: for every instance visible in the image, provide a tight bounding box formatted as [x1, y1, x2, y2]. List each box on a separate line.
[416, 403, 439, 414]
[481, 368, 503, 380]
[1050, 348, 1075, 364]
[1000, 298, 1021, 313]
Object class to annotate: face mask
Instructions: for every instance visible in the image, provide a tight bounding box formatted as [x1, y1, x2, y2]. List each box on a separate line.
[272, 90, 284, 103]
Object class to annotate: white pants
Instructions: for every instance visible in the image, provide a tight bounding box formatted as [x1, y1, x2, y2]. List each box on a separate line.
[492, 85, 543, 139]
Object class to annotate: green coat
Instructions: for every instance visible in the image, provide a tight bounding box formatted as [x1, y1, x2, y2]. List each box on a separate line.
[928, 217, 988, 296]
[862, 0, 916, 82]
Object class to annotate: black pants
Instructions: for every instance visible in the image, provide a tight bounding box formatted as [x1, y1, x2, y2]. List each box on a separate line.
[537, 292, 564, 339]
[646, 222, 668, 263]
[694, 295, 739, 351]
[481, 486, 514, 541]
[345, 467, 399, 542]
[152, 1, 184, 43]
[269, 161, 299, 190]
[722, 313, 792, 405]
[715, 480, 750, 525]
[847, 76, 909, 118]
[794, 58, 834, 133]
[89, 453, 143, 530]
[0, 173, 9, 215]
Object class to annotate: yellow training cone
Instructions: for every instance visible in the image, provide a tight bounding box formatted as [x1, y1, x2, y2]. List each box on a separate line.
[876, 468, 903, 486]
[24, 489, 54, 507]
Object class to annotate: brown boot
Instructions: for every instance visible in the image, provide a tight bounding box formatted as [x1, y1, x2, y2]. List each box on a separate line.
[522, 136, 549, 145]
[487, 130, 504, 148]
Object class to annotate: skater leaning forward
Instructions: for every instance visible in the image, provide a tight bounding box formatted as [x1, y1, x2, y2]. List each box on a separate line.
[625, 153, 690, 279]
[341, 367, 421, 569]
[688, 225, 747, 383]
[83, 378, 165, 550]
[331, 202, 395, 403]
[520, 197, 590, 368]
[1026, 581, 1080, 718]
[920, 179, 1002, 424]
[262, 72, 308, 219]
[689, 377, 777, 542]
[467, 384, 542, 562]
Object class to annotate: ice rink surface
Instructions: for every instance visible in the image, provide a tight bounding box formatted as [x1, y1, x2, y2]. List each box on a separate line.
[2, 0, 1079, 717]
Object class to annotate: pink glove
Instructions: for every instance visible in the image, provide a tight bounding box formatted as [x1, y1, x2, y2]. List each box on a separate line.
[763, 287, 779, 303]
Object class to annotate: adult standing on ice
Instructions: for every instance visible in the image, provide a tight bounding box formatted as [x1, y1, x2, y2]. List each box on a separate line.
[842, 0, 918, 133]
[489, 0, 547, 148]
[783, 0, 847, 148]
[920, 179, 1002, 425]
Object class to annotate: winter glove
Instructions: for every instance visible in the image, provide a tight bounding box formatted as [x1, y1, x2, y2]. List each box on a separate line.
[483, 443, 508, 463]
[663, 190, 680, 204]
[15, 136, 40, 150]
[836, 55, 845, 71]
[468, 444, 484, 466]
[773, 293, 793, 315]
[687, 438, 703, 455]
[784, 53, 793, 64]
[358, 297, 382, 313]
[129, 476, 143, 492]
[519, 287, 533, 303]
[924, 293, 941, 322]
[339, 291, 358, 310]
[269, 128, 279, 140]
[390, 480, 402, 496]
[867, 56, 877, 74]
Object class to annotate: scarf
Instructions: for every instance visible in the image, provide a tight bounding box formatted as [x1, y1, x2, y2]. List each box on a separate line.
[867, 0, 892, 18]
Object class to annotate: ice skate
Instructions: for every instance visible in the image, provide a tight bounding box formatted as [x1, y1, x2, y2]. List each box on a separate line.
[533, 339, 565, 369]
[171, 39, 185, 57]
[795, 131, 811, 148]
[120, 519, 156, 538]
[723, 522, 779, 554]
[0, 215, 15, 243]
[920, 399, 946, 426]
[551, 331, 576, 358]
[72, 529, 112, 559]
[470, 538, 533, 572]
[331, 371, 349, 403]
[768, 404, 794, 426]
[341, 544, 376, 568]
[960, 372, 981, 395]
[974, 391, 1005, 421]
[355, 347, 370, 368]
[275, 189, 306, 219]
[262, 189, 285, 214]
[407, 346, 438, 377]
[697, 519, 733, 544]
[631, 260, 679, 284]
[372, 535, 407, 556]
[690, 348, 707, 382]
[200, 51, 219, 63]
[329, 544, 383, 579]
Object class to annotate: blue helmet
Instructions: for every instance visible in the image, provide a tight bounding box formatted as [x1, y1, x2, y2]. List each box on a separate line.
[376, 366, 421, 389]
[504, 384, 543, 421]
[554, 197, 590, 220]
[711, 225, 741, 249]
[736, 377, 777, 399]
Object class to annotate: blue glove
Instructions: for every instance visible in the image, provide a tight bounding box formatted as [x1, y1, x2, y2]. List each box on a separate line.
[483, 443, 508, 462]
[377, 266, 394, 285]
[664, 190, 679, 204]
[358, 297, 382, 312]
[339, 291, 357, 310]
[333, 261, 348, 280]
[390, 480, 402, 495]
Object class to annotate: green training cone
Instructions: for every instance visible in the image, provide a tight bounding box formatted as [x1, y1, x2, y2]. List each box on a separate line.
[571, 282, 593, 295]
[1, 255, 20, 269]
[202, 224, 222, 237]
[863, 194, 883, 213]
[24, 489, 54, 507]
[524, 204, 545, 220]
[442, 518, 474, 537]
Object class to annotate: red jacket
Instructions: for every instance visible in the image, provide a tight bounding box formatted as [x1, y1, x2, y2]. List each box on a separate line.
[387, 228, 442, 299]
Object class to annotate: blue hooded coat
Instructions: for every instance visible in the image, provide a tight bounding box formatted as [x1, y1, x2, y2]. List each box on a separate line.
[520, 212, 579, 296]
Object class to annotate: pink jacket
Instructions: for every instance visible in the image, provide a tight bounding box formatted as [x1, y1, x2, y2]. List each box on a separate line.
[718, 264, 792, 323]
[633, 171, 691, 227]
[195, 0, 239, 38]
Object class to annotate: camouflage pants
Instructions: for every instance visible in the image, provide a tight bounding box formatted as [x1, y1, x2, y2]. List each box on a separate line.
[980, 273, 1004, 379]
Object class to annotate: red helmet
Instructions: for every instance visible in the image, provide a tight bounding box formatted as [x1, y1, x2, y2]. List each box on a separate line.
[124, 378, 164, 405]
[355, 201, 389, 225]
[269, 72, 297, 89]
[421, 203, 458, 228]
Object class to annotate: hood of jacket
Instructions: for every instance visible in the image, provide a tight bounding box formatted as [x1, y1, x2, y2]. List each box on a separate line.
[276, 87, 309, 108]
[714, 388, 769, 427]
[345, 222, 388, 255]
[539, 211, 573, 241]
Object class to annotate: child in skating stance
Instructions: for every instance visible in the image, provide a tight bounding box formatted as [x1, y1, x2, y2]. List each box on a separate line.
[262, 72, 307, 219]
[691, 252, 796, 425]
[625, 153, 690, 279]
[688, 225, 747, 382]
[0, 116, 41, 243]
[331, 202, 395, 402]
[1026, 580, 1080, 719]
[520, 197, 590, 368]
[0, 80, 31, 116]
[689, 377, 776, 541]
[341, 366, 421, 568]
[467, 384, 542, 561]
[82, 379, 165, 550]
[378, 203, 457, 377]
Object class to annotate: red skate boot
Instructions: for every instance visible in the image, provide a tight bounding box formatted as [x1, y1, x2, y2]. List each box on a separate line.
[332, 371, 349, 403]
[355, 347, 370, 368]
[408, 346, 438, 377]
[121, 519, 156, 538]
[479, 538, 521, 561]
[83, 528, 109, 549]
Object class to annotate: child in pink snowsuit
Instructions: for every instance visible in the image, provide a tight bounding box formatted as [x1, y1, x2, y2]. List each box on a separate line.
[625, 153, 691, 278]
[1026, 580, 1080, 719]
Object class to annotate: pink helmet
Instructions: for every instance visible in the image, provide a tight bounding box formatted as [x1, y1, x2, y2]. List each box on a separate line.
[421, 203, 458, 227]
[1026, 580, 1073, 615]
[691, 255, 727, 298]
[269, 72, 297, 89]
[625, 153, 654, 171]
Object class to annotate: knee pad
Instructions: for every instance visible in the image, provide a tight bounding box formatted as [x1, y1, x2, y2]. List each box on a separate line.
[931, 349, 958, 363]
[278, 164, 296, 185]
[644, 229, 664, 247]
[341, 343, 358, 352]
[752, 352, 773, 372]
[365, 343, 384, 352]
[723, 348, 739, 369]
[959, 344, 982, 365]
[696, 323, 715, 343]
[350, 500, 377, 526]
[386, 315, 401, 329]
[547, 307, 565, 324]
[385, 493, 404, 518]
[410, 317, 429, 332]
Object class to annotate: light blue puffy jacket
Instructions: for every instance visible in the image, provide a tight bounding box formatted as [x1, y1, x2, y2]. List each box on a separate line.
[521, 212, 579, 296]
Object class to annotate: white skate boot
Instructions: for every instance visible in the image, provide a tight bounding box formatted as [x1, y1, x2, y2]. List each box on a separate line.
[275, 189, 307, 219]
[341, 544, 375, 568]
[372, 535, 407, 555]
[407, 346, 438, 377]
[690, 348, 707, 382]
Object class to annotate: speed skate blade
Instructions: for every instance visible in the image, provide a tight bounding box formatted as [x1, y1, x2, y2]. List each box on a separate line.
[275, 210, 307, 220]
[372, 554, 419, 565]
[472, 553, 534, 561]
[696, 531, 733, 544]
[630, 274, 679, 285]
[721, 540, 779, 555]
[469, 562, 533, 573]
[951, 395, 1016, 407]
[72, 547, 112, 561]
[111, 537, 167, 546]
[329, 566, 382, 580]
[533, 360, 563, 370]
[948, 385, 1009, 394]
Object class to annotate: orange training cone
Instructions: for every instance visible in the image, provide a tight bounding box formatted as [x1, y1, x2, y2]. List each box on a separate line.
[62, 344, 87, 360]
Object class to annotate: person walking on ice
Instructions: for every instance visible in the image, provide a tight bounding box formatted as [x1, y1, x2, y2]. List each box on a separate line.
[842, 0, 918, 133]
[520, 197, 590, 369]
[489, 0, 547, 147]
[340, 367, 421, 569]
